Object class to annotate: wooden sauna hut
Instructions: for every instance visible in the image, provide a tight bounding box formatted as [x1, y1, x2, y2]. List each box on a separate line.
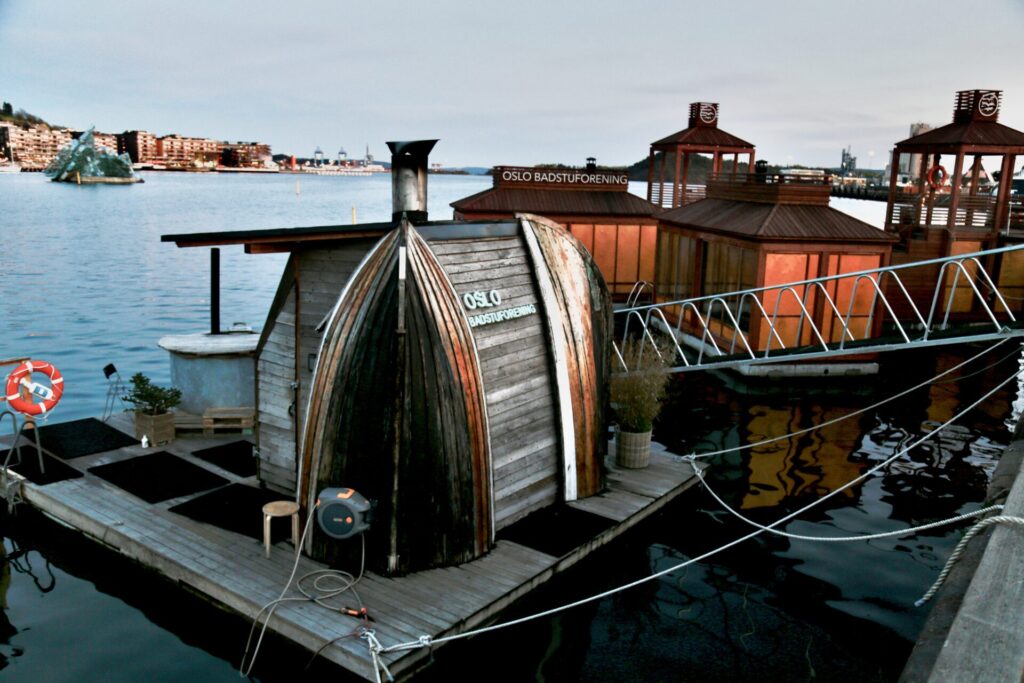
[164, 141, 612, 576]
[654, 171, 897, 355]
[451, 160, 659, 300]
[646, 102, 756, 209]
[883, 89, 1024, 314]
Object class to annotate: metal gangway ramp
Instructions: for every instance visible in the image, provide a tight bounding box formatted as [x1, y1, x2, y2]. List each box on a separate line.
[615, 244, 1024, 373]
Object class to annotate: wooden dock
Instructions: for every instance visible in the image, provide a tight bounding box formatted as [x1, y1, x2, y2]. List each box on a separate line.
[0, 416, 700, 681]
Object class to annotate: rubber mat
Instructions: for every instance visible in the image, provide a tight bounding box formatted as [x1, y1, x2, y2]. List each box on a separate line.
[4, 451, 83, 485]
[88, 451, 228, 504]
[496, 505, 615, 557]
[169, 483, 294, 543]
[190, 440, 257, 477]
[35, 418, 138, 460]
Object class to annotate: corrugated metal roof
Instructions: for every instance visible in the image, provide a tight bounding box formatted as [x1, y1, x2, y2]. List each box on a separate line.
[651, 126, 755, 150]
[451, 187, 658, 217]
[658, 198, 897, 243]
[896, 120, 1024, 149]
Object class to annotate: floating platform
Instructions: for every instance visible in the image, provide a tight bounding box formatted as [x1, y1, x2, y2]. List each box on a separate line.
[0, 414, 701, 681]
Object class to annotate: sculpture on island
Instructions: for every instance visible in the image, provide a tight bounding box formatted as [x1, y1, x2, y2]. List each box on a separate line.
[44, 127, 142, 184]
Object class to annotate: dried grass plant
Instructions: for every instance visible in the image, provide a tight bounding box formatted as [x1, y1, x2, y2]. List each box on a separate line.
[611, 338, 671, 433]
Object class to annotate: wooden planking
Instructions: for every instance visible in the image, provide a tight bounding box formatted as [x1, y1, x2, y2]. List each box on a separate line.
[428, 233, 561, 530]
[258, 285, 298, 492]
[2, 418, 700, 682]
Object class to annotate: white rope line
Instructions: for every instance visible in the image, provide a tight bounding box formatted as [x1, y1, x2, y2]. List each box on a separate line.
[380, 368, 1018, 655]
[692, 461, 1006, 542]
[915, 515, 1024, 606]
[680, 338, 1013, 461]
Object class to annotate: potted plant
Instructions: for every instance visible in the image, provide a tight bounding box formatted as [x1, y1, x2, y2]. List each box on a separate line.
[123, 372, 182, 445]
[610, 339, 671, 468]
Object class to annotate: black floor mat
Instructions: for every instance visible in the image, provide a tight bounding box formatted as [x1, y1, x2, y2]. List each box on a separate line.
[191, 440, 257, 477]
[496, 505, 615, 557]
[88, 452, 229, 504]
[35, 418, 138, 460]
[169, 483, 294, 543]
[5, 451, 83, 485]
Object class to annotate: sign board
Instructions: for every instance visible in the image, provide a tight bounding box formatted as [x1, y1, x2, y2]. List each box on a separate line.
[492, 166, 629, 191]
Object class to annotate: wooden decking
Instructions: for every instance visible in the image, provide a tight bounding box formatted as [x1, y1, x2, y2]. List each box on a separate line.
[0, 416, 700, 682]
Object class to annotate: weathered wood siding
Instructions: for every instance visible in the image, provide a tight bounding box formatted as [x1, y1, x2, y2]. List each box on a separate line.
[428, 233, 561, 529]
[301, 226, 492, 575]
[257, 280, 298, 494]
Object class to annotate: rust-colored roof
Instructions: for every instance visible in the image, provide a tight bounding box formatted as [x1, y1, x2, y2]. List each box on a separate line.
[658, 198, 897, 243]
[896, 120, 1024, 150]
[451, 187, 658, 217]
[651, 126, 755, 150]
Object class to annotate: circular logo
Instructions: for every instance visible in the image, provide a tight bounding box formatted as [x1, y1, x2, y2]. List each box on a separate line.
[977, 92, 999, 117]
[699, 103, 718, 124]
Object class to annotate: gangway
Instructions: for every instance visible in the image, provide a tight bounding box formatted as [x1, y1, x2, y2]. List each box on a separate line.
[615, 243, 1024, 373]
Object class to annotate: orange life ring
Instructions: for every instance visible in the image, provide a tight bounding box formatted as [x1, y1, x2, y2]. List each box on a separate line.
[927, 165, 947, 190]
[4, 360, 64, 416]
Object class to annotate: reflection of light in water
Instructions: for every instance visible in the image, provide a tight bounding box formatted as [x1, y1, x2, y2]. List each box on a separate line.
[1010, 342, 1024, 430]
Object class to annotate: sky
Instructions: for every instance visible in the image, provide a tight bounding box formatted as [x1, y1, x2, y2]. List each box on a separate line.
[1, 0, 1023, 169]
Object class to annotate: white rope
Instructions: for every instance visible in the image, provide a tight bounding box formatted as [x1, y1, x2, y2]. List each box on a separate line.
[680, 338, 1013, 462]
[362, 629, 393, 683]
[380, 368, 1019, 655]
[692, 461, 1006, 542]
[915, 515, 1024, 607]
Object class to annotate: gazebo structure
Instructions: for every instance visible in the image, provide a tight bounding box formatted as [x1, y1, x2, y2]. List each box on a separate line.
[646, 102, 756, 209]
[452, 160, 659, 300]
[884, 89, 1024, 311]
[655, 172, 896, 356]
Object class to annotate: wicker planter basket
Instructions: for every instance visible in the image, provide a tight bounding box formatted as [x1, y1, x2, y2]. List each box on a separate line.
[616, 428, 652, 469]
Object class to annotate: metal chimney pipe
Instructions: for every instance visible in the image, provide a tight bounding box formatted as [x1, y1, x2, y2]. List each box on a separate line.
[386, 139, 437, 224]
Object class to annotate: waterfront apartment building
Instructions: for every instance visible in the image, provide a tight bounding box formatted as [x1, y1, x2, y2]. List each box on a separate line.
[220, 141, 272, 168]
[0, 122, 73, 170]
[117, 130, 159, 164]
[156, 134, 220, 168]
[70, 129, 118, 153]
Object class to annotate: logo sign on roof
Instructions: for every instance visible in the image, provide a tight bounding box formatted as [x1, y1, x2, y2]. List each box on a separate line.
[699, 103, 719, 124]
[977, 91, 999, 118]
[493, 166, 629, 190]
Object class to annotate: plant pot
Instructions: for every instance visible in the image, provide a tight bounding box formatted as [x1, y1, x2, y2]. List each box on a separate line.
[615, 428, 651, 469]
[134, 411, 175, 446]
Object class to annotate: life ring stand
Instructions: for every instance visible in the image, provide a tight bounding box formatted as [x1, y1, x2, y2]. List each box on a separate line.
[4, 360, 64, 416]
[927, 165, 947, 190]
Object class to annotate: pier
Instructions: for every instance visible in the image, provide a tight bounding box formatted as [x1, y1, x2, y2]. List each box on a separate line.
[0, 412, 701, 681]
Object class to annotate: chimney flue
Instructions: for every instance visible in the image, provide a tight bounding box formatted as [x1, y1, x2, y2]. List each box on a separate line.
[387, 139, 438, 224]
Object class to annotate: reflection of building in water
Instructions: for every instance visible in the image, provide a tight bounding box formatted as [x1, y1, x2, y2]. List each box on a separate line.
[741, 404, 867, 510]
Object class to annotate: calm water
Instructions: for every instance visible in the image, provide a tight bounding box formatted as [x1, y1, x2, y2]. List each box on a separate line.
[0, 173, 1015, 681]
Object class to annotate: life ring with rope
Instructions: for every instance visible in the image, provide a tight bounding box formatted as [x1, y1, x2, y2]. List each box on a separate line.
[927, 165, 947, 190]
[4, 360, 64, 416]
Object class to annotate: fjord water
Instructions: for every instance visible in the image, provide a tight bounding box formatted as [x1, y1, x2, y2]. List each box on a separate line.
[0, 172, 1016, 681]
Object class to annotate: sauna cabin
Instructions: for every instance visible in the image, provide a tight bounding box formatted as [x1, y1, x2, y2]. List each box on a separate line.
[164, 141, 612, 575]
[883, 89, 1024, 316]
[654, 171, 897, 351]
[451, 160, 658, 300]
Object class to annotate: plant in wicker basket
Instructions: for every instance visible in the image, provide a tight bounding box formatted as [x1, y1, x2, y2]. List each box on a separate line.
[611, 339, 671, 468]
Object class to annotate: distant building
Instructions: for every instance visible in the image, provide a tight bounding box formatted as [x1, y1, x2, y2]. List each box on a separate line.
[220, 141, 272, 168]
[897, 123, 933, 180]
[117, 130, 158, 164]
[0, 122, 73, 170]
[71, 129, 118, 154]
[840, 145, 857, 175]
[157, 134, 220, 168]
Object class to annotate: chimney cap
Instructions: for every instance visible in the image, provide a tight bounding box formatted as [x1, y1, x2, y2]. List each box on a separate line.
[386, 140, 439, 157]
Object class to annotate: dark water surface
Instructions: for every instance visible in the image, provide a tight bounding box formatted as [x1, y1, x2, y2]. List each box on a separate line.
[0, 173, 1016, 681]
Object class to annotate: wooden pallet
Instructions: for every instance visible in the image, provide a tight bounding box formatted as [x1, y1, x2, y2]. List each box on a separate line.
[174, 407, 255, 435]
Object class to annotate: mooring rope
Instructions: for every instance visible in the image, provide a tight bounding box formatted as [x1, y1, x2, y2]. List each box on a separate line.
[691, 462, 1006, 542]
[679, 338, 1013, 462]
[378, 369, 1018, 655]
[914, 515, 1024, 607]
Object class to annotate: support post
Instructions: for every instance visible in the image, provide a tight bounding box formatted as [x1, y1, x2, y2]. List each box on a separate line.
[211, 247, 220, 335]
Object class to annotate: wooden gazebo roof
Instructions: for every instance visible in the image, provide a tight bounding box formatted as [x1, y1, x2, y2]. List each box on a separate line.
[650, 102, 755, 153]
[451, 187, 657, 218]
[894, 90, 1024, 153]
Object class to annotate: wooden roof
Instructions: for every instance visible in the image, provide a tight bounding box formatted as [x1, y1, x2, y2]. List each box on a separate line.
[658, 198, 898, 243]
[895, 120, 1024, 153]
[650, 125, 755, 151]
[451, 187, 658, 218]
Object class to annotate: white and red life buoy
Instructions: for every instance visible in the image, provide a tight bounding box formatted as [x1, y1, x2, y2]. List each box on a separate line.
[927, 165, 948, 190]
[4, 360, 64, 416]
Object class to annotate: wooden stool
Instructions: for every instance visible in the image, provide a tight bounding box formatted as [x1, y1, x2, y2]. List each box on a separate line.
[262, 500, 300, 558]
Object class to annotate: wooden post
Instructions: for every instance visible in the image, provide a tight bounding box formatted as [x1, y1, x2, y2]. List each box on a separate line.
[965, 154, 982, 228]
[992, 154, 1016, 234]
[645, 149, 655, 203]
[947, 151, 965, 229]
[680, 152, 691, 207]
[672, 148, 682, 209]
[885, 149, 901, 230]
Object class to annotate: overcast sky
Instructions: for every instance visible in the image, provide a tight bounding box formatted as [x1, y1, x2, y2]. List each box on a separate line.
[2, 1, 1022, 169]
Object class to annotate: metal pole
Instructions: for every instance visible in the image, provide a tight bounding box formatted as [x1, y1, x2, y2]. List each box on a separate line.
[211, 247, 220, 335]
